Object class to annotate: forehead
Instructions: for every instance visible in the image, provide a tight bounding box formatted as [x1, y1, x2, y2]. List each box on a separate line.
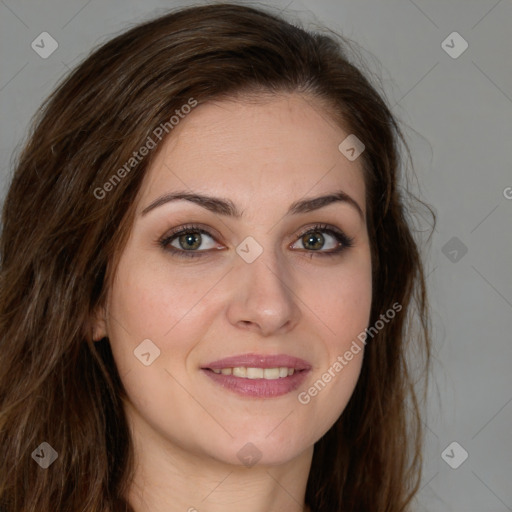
[138, 93, 366, 216]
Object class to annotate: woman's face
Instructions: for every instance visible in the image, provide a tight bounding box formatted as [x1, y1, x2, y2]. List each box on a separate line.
[96, 93, 372, 467]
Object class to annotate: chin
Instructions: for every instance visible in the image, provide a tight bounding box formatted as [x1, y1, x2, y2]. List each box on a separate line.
[205, 430, 312, 468]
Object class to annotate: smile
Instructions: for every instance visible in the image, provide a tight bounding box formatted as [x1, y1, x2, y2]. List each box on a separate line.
[201, 353, 311, 398]
[210, 367, 295, 379]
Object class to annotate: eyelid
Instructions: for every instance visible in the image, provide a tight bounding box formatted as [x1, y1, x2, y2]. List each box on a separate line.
[160, 223, 221, 243]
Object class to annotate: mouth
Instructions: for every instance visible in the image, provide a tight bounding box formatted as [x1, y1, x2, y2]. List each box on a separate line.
[201, 353, 311, 398]
[207, 366, 299, 378]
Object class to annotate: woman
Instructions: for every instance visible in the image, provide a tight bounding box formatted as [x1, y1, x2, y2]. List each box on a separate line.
[0, 3, 434, 511]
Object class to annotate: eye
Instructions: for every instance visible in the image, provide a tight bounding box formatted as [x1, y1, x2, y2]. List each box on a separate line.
[159, 223, 354, 259]
[159, 224, 221, 258]
[170, 231, 216, 251]
[290, 224, 354, 256]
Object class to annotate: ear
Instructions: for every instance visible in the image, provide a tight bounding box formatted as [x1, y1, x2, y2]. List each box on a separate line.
[91, 304, 108, 342]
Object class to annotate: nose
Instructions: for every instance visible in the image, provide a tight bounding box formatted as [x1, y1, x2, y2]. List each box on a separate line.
[225, 249, 301, 337]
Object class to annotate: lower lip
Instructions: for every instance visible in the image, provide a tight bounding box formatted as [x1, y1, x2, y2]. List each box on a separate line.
[201, 369, 310, 398]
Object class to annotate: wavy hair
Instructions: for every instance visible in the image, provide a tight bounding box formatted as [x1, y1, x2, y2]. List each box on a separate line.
[0, 3, 434, 511]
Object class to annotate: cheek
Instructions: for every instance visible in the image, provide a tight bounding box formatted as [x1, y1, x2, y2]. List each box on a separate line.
[294, 255, 371, 434]
[105, 249, 227, 382]
[302, 255, 372, 345]
[108, 252, 216, 340]
[323, 260, 372, 386]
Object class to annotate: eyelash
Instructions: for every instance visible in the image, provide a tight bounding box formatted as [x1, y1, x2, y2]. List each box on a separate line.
[158, 223, 354, 259]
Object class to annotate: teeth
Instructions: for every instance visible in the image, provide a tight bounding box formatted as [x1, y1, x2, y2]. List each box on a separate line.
[210, 366, 296, 379]
[279, 367, 288, 378]
[247, 367, 264, 379]
[232, 367, 247, 378]
[263, 368, 279, 379]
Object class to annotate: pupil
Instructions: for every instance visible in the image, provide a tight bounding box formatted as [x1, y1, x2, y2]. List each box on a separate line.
[180, 232, 201, 250]
[304, 232, 323, 250]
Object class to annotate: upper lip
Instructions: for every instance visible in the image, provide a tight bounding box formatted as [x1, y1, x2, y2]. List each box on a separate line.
[202, 353, 312, 371]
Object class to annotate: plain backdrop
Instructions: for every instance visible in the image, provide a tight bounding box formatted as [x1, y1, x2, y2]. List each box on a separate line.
[1, 1, 511, 510]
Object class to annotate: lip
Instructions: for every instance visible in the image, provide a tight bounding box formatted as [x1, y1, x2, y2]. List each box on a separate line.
[201, 353, 312, 399]
[202, 353, 312, 371]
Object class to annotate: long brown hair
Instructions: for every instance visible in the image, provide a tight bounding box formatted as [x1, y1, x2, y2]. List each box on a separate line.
[0, 3, 434, 510]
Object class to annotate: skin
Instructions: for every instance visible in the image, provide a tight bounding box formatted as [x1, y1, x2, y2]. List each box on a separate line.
[93, 93, 373, 512]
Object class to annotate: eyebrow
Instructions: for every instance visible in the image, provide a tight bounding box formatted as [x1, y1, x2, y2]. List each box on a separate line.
[141, 189, 364, 220]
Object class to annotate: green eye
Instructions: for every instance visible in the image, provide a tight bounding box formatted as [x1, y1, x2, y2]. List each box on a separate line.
[160, 224, 219, 258]
[160, 223, 354, 259]
[170, 231, 215, 251]
[301, 231, 326, 251]
[292, 224, 354, 255]
[173, 232, 211, 251]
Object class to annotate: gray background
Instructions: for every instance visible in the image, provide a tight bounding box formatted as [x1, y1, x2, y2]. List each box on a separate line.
[1, 0, 511, 510]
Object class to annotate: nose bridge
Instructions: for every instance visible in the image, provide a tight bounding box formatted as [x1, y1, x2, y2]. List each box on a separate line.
[226, 240, 299, 335]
